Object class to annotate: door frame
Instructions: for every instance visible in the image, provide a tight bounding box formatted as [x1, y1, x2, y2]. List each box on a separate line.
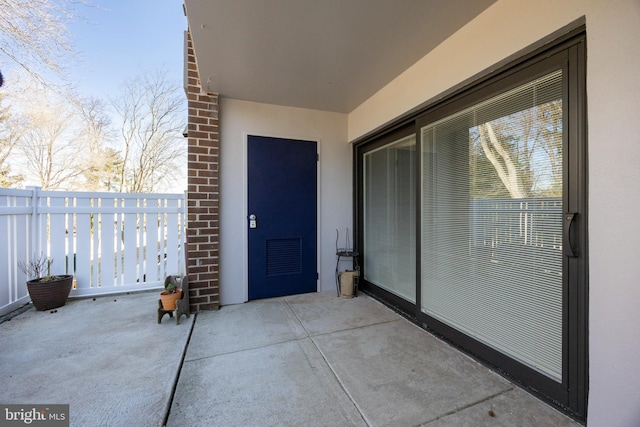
[241, 132, 323, 302]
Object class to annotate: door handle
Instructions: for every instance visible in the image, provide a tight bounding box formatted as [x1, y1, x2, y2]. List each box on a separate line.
[249, 214, 257, 229]
[564, 212, 578, 258]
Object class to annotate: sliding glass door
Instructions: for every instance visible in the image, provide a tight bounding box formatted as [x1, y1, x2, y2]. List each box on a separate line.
[363, 133, 416, 303]
[355, 31, 586, 419]
[420, 70, 563, 381]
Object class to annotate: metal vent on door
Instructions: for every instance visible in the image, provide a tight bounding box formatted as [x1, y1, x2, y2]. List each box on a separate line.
[266, 238, 302, 276]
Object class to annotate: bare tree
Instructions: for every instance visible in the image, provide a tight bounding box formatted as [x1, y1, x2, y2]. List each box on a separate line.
[534, 101, 563, 197]
[0, 92, 25, 187]
[0, 0, 85, 86]
[15, 83, 88, 190]
[478, 121, 526, 199]
[112, 70, 186, 193]
[99, 147, 125, 192]
[472, 100, 563, 199]
[75, 96, 121, 191]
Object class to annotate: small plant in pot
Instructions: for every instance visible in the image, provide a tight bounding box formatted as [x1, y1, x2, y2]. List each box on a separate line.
[160, 278, 183, 311]
[19, 254, 74, 311]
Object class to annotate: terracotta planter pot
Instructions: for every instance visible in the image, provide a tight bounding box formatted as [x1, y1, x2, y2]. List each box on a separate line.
[26, 275, 74, 311]
[160, 288, 183, 310]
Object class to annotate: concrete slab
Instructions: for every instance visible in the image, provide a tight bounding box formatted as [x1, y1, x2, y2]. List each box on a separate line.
[313, 319, 513, 426]
[285, 291, 402, 336]
[0, 291, 192, 427]
[184, 298, 307, 360]
[425, 386, 581, 426]
[167, 337, 366, 427]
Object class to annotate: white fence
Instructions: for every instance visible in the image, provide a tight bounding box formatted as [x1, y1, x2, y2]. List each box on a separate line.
[0, 187, 186, 316]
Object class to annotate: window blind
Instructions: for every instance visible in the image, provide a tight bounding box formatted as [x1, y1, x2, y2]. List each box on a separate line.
[420, 70, 563, 381]
[364, 135, 416, 303]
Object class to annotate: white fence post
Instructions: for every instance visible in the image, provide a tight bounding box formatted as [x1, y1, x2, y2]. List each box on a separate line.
[26, 187, 40, 266]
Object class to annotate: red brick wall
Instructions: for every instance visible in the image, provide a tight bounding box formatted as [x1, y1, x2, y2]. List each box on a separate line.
[185, 30, 220, 311]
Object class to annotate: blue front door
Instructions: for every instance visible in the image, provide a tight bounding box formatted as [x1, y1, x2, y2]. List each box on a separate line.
[247, 136, 317, 300]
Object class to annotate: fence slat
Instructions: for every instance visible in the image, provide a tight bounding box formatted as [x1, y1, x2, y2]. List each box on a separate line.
[99, 197, 115, 289]
[123, 198, 138, 286]
[166, 198, 180, 275]
[115, 200, 124, 286]
[144, 197, 161, 285]
[49, 195, 67, 276]
[73, 197, 92, 295]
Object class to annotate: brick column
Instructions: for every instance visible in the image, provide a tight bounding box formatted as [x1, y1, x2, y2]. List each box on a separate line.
[185, 29, 220, 311]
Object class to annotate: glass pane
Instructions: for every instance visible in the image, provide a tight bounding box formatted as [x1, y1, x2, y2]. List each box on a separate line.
[421, 71, 563, 381]
[364, 135, 416, 303]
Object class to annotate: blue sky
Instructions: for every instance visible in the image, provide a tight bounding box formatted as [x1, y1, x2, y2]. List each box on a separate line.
[68, 0, 186, 101]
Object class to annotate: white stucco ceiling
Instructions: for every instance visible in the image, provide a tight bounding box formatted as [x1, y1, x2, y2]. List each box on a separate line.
[184, 0, 497, 113]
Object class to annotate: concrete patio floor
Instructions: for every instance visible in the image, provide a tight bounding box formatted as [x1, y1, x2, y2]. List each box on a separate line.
[167, 291, 580, 427]
[0, 290, 581, 426]
[0, 291, 193, 427]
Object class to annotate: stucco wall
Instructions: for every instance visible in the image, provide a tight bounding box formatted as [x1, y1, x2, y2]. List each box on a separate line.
[218, 99, 350, 306]
[348, 0, 640, 425]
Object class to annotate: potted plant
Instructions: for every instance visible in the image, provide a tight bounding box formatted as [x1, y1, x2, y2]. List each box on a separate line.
[159, 279, 183, 311]
[19, 254, 74, 311]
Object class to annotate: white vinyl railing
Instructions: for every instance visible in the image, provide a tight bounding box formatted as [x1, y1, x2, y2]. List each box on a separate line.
[0, 187, 186, 316]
